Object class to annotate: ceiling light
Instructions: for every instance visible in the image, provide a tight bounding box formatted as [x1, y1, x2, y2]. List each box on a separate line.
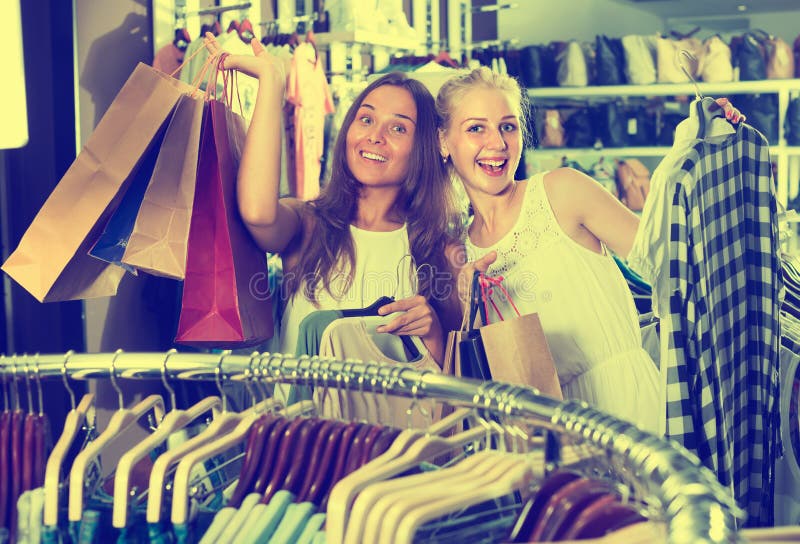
[737, 4, 747, 11]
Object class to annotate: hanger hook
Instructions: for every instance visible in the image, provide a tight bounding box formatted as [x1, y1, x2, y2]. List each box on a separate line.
[62, 350, 77, 411]
[243, 351, 260, 408]
[34, 353, 44, 417]
[394, 253, 420, 298]
[677, 49, 703, 99]
[110, 349, 125, 411]
[0, 355, 8, 412]
[215, 350, 233, 413]
[161, 349, 179, 413]
[24, 353, 34, 414]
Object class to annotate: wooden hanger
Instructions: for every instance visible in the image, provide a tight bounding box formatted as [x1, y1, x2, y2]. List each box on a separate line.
[301, 421, 349, 505]
[170, 399, 315, 524]
[112, 351, 222, 528]
[325, 406, 479, 544]
[294, 419, 342, 503]
[262, 417, 324, 503]
[68, 350, 166, 522]
[226, 413, 279, 507]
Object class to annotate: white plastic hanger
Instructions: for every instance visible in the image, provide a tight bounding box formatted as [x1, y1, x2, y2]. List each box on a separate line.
[169, 352, 314, 525]
[326, 404, 479, 544]
[43, 351, 96, 526]
[145, 351, 281, 523]
[68, 350, 165, 522]
[112, 350, 222, 528]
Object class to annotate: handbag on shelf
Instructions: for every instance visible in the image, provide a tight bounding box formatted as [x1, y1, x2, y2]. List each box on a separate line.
[595, 35, 626, 86]
[620, 34, 656, 85]
[734, 31, 768, 81]
[615, 159, 651, 212]
[595, 102, 628, 148]
[564, 107, 596, 149]
[765, 35, 795, 79]
[556, 40, 589, 87]
[699, 35, 733, 83]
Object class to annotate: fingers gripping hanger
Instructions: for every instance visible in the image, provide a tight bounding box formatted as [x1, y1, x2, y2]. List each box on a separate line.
[67, 350, 166, 522]
[112, 350, 222, 528]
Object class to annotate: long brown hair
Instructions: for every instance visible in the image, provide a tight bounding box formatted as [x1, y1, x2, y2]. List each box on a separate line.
[285, 72, 462, 308]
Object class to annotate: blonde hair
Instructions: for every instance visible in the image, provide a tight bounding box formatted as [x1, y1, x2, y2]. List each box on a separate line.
[436, 66, 531, 146]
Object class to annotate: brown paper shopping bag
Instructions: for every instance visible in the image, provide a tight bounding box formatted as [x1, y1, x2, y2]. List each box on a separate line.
[478, 274, 563, 399]
[1, 63, 193, 302]
[120, 93, 205, 279]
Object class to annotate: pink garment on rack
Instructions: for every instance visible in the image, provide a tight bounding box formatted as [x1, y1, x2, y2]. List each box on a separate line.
[152, 43, 184, 77]
[286, 42, 335, 201]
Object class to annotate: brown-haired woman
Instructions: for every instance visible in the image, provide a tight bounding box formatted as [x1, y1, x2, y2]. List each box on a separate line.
[204, 35, 463, 368]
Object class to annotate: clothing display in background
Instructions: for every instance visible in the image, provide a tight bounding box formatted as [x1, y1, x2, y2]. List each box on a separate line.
[629, 98, 782, 527]
[153, 42, 186, 78]
[465, 172, 661, 434]
[287, 42, 335, 201]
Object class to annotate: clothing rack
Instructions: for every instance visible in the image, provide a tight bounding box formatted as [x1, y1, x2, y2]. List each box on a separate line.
[463, 38, 520, 51]
[192, 2, 251, 17]
[471, 2, 519, 13]
[0, 350, 742, 543]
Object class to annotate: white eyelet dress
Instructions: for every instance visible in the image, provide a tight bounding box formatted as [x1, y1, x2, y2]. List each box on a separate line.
[465, 173, 661, 434]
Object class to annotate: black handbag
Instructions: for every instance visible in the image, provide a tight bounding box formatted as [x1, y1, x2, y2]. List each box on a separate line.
[623, 104, 657, 147]
[734, 31, 768, 81]
[594, 102, 628, 148]
[732, 93, 779, 143]
[785, 98, 800, 146]
[520, 45, 544, 87]
[657, 111, 685, 146]
[564, 107, 596, 148]
[595, 35, 626, 85]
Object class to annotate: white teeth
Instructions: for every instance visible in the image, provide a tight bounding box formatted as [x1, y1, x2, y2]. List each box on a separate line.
[361, 151, 387, 162]
[478, 159, 506, 167]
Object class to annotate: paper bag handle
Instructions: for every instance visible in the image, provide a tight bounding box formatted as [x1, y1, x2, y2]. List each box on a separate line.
[479, 273, 521, 324]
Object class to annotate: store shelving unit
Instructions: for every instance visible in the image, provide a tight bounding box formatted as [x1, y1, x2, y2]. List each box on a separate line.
[527, 78, 800, 205]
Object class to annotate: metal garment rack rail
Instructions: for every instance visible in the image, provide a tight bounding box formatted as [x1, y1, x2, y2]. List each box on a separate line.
[0, 350, 743, 543]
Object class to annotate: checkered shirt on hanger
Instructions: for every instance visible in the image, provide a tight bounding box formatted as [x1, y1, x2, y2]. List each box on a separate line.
[665, 123, 782, 527]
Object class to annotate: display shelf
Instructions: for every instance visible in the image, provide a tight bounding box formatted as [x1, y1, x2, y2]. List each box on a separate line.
[313, 31, 420, 50]
[527, 79, 800, 100]
[529, 145, 800, 158]
[529, 146, 670, 158]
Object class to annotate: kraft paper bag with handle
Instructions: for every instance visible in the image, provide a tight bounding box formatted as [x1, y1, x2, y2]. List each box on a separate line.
[120, 92, 205, 279]
[477, 274, 563, 399]
[1, 63, 193, 302]
[175, 58, 274, 348]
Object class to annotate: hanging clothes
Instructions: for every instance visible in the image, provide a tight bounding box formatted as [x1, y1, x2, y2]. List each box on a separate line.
[286, 42, 335, 201]
[464, 172, 661, 434]
[629, 98, 782, 527]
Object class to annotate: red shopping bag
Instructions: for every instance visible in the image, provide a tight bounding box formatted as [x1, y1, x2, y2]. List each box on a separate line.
[175, 90, 274, 348]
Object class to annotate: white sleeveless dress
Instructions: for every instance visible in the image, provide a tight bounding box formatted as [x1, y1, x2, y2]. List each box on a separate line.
[465, 173, 661, 433]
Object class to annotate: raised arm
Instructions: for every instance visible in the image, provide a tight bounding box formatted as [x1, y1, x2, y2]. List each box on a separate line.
[205, 33, 303, 253]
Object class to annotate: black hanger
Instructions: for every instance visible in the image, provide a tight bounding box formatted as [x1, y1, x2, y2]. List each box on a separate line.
[341, 296, 422, 360]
